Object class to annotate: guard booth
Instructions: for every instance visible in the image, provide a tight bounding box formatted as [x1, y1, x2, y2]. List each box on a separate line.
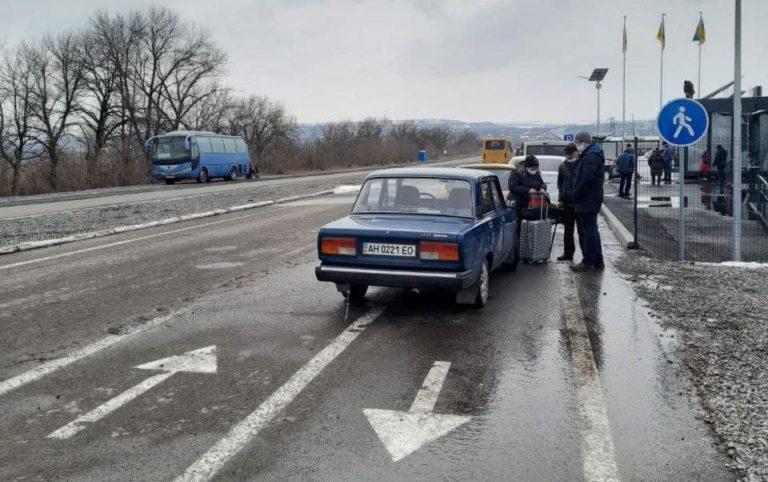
[697, 94, 768, 177]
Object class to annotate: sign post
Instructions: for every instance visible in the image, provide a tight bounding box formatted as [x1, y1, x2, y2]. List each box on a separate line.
[657, 98, 709, 261]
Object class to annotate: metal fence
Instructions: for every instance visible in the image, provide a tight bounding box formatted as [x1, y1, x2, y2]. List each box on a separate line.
[603, 137, 768, 262]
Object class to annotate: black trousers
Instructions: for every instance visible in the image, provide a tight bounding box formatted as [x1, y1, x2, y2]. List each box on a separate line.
[560, 204, 578, 259]
[651, 169, 662, 185]
[619, 173, 632, 196]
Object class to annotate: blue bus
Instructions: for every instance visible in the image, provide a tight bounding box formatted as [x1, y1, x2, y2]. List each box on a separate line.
[147, 131, 254, 184]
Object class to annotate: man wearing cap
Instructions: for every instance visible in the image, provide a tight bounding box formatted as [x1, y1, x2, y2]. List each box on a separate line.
[556, 143, 580, 262]
[570, 132, 605, 271]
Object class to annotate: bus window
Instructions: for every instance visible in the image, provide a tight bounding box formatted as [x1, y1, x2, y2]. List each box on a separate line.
[223, 138, 237, 153]
[196, 137, 212, 153]
[485, 140, 506, 150]
[210, 137, 225, 153]
[152, 136, 188, 164]
[236, 139, 248, 154]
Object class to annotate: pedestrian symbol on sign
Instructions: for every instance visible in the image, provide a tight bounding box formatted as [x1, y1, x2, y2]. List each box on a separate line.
[657, 98, 708, 146]
[673, 106, 694, 138]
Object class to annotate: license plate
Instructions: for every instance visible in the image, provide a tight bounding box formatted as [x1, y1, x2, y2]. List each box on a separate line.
[362, 242, 416, 257]
[165, 175, 175, 179]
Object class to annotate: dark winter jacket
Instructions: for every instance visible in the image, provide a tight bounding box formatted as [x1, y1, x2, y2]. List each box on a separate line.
[572, 144, 604, 214]
[648, 149, 663, 171]
[714, 147, 728, 170]
[661, 146, 674, 170]
[508, 169, 547, 210]
[557, 160, 577, 204]
[616, 149, 635, 175]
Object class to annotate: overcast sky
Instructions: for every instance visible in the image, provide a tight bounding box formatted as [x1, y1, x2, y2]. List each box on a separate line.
[1, 0, 766, 124]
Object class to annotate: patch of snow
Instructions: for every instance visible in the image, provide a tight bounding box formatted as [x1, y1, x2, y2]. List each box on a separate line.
[333, 185, 361, 195]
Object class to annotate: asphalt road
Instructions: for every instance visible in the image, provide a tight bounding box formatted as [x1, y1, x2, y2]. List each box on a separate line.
[0, 157, 473, 221]
[0, 191, 733, 480]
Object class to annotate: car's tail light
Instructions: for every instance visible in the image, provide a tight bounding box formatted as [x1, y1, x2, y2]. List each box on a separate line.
[419, 241, 459, 261]
[321, 237, 356, 256]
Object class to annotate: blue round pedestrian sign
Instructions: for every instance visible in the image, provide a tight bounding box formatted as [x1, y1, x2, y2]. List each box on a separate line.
[656, 98, 709, 146]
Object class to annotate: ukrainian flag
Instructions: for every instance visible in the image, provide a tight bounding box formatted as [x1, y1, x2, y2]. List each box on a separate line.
[693, 16, 706, 44]
[656, 16, 665, 49]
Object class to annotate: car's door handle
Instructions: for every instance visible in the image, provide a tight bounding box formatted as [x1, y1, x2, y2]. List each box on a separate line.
[489, 221, 494, 228]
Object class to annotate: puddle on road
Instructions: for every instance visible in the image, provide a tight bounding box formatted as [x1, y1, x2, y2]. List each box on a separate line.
[195, 262, 244, 270]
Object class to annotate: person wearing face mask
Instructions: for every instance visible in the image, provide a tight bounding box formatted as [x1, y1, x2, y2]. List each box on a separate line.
[556, 143, 581, 262]
[508, 155, 547, 212]
[570, 131, 605, 272]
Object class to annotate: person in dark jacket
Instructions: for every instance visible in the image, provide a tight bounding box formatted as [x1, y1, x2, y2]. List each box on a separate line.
[714, 144, 728, 192]
[508, 155, 547, 211]
[616, 144, 635, 198]
[648, 148, 664, 185]
[556, 143, 581, 261]
[570, 131, 604, 272]
[661, 141, 674, 184]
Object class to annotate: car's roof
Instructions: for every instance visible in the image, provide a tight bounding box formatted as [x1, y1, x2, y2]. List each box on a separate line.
[460, 163, 515, 171]
[365, 167, 493, 181]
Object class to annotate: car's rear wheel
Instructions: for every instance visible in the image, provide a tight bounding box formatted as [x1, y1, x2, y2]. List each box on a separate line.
[474, 260, 490, 308]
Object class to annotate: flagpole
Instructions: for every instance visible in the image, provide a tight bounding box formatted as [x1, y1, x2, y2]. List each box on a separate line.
[697, 11, 703, 98]
[659, 13, 665, 110]
[622, 16, 627, 140]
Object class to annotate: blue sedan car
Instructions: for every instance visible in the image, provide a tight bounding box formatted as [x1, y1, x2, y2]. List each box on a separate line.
[315, 167, 519, 307]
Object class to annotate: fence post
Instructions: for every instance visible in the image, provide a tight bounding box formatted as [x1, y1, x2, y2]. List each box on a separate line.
[628, 136, 641, 250]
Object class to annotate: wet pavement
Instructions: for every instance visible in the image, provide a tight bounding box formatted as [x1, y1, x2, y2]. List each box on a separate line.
[0, 192, 733, 480]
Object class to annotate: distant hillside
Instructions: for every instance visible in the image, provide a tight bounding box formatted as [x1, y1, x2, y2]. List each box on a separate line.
[298, 119, 658, 144]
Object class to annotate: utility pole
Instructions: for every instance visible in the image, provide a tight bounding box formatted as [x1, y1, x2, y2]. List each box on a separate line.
[732, 0, 742, 260]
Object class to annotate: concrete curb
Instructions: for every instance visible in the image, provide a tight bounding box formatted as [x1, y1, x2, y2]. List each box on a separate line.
[0, 190, 333, 256]
[600, 203, 634, 248]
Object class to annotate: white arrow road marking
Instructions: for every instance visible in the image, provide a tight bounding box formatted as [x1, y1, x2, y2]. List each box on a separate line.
[363, 361, 472, 462]
[48, 345, 217, 440]
[177, 307, 385, 482]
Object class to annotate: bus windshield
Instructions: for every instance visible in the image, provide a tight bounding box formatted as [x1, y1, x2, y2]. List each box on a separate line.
[153, 137, 189, 164]
[484, 140, 506, 150]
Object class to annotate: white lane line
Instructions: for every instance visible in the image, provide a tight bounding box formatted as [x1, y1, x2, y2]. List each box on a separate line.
[0, 309, 182, 398]
[48, 372, 174, 439]
[559, 267, 620, 482]
[176, 307, 386, 482]
[0, 207, 289, 271]
[410, 360, 450, 413]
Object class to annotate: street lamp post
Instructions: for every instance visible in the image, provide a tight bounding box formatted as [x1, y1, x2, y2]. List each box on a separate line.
[580, 68, 608, 134]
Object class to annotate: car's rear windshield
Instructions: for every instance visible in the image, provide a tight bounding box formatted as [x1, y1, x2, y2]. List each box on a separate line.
[525, 144, 566, 156]
[485, 140, 506, 150]
[353, 177, 473, 218]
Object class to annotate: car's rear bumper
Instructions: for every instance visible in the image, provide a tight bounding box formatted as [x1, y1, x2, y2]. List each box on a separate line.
[315, 265, 474, 290]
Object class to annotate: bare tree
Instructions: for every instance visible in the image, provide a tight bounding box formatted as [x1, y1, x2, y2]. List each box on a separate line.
[184, 88, 232, 132]
[79, 29, 124, 173]
[0, 47, 38, 194]
[228, 96, 297, 165]
[27, 33, 86, 188]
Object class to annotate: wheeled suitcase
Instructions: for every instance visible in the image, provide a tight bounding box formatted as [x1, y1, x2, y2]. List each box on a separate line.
[519, 193, 552, 264]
